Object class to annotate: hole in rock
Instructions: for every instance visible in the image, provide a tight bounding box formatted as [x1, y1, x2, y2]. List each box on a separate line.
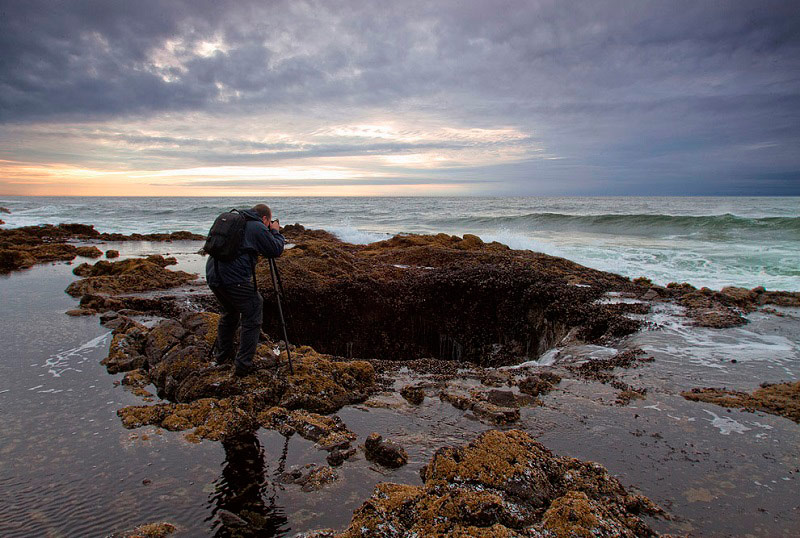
[259, 264, 619, 368]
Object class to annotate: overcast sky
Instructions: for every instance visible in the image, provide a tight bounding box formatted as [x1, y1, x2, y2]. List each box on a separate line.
[1, 0, 798, 196]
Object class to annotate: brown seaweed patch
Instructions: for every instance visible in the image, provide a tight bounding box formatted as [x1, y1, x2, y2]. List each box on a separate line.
[681, 381, 800, 423]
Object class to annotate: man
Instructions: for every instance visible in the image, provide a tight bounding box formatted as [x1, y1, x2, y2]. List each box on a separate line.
[206, 204, 285, 376]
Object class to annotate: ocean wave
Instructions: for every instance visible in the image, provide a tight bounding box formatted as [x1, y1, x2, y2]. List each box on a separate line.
[434, 213, 800, 240]
[479, 229, 566, 258]
[329, 225, 391, 245]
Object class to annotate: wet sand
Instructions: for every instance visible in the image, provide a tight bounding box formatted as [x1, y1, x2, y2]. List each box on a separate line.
[0, 239, 798, 536]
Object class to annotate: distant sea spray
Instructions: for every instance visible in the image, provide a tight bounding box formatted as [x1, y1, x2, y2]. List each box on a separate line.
[1, 196, 798, 291]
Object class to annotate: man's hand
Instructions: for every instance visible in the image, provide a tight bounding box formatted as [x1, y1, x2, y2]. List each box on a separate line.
[269, 219, 280, 231]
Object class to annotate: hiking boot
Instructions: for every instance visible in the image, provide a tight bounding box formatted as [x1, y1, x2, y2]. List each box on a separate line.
[215, 349, 235, 365]
[233, 364, 253, 378]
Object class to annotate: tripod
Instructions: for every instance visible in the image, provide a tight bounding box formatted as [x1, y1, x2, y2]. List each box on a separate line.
[268, 257, 294, 374]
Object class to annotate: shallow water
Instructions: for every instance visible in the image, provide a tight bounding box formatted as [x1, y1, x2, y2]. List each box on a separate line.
[1, 244, 799, 536]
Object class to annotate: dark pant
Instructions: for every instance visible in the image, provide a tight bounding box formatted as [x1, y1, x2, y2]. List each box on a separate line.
[210, 282, 263, 369]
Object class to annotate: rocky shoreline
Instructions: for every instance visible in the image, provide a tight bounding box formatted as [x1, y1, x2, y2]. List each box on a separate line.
[4, 221, 799, 536]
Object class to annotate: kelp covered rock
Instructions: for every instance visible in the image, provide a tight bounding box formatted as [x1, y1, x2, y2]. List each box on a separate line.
[328, 429, 663, 537]
[66, 255, 196, 297]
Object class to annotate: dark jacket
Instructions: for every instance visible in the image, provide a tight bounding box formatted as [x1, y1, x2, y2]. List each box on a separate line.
[205, 209, 285, 286]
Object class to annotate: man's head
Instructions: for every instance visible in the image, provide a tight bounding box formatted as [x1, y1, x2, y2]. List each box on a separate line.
[251, 204, 272, 225]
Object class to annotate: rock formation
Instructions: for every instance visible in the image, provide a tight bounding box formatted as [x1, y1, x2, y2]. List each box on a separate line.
[316, 429, 664, 537]
[104, 312, 376, 442]
[262, 225, 644, 368]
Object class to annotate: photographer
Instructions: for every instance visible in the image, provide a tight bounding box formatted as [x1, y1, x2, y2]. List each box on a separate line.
[205, 204, 285, 377]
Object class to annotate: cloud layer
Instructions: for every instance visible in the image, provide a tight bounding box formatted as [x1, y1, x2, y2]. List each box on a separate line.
[1, 0, 799, 195]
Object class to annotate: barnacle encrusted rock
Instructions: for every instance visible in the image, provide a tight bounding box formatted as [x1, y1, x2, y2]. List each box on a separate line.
[327, 429, 663, 537]
[400, 385, 425, 405]
[518, 372, 562, 398]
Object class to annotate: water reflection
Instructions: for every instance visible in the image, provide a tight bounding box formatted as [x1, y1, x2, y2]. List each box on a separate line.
[208, 434, 290, 537]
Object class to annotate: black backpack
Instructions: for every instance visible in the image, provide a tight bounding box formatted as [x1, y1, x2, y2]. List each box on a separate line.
[204, 209, 257, 261]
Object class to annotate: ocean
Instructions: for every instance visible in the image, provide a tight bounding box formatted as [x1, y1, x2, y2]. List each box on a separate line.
[1, 196, 798, 291]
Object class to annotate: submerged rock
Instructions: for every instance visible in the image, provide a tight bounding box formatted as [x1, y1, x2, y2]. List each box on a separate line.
[565, 349, 652, 405]
[363, 432, 408, 469]
[258, 407, 356, 450]
[279, 463, 339, 492]
[327, 446, 358, 467]
[439, 388, 524, 425]
[327, 429, 663, 537]
[682, 381, 800, 423]
[108, 521, 176, 537]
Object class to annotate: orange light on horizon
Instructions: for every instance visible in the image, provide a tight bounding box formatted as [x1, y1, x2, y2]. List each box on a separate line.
[0, 160, 472, 196]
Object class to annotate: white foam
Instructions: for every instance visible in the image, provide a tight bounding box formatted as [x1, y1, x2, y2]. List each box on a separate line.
[703, 410, 751, 435]
[44, 332, 111, 377]
[329, 225, 390, 245]
[632, 303, 798, 369]
[504, 347, 561, 369]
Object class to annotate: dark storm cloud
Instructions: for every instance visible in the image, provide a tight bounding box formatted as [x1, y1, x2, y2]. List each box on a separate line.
[1, 0, 799, 193]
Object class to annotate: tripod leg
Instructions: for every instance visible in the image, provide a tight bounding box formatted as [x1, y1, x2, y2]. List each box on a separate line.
[269, 258, 294, 374]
